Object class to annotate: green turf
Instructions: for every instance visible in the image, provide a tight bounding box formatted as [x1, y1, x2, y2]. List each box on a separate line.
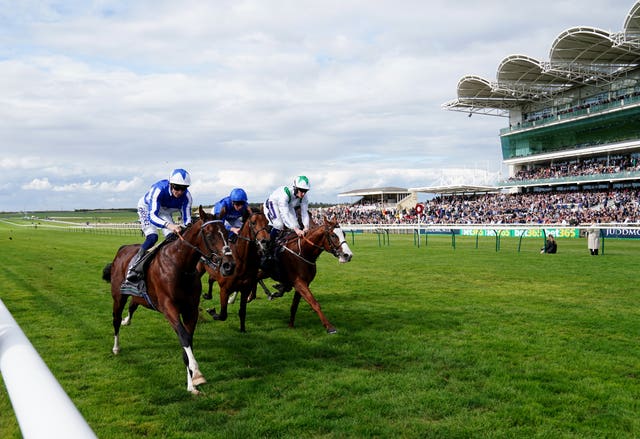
[0, 220, 638, 438]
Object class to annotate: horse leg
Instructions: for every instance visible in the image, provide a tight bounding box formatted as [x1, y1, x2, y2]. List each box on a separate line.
[238, 288, 250, 333]
[121, 302, 139, 326]
[112, 294, 129, 354]
[291, 280, 337, 334]
[289, 291, 301, 329]
[207, 287, 229, 321]
[166, 308, 205, 394]
[203, 276, 214, 300]
[257, 279, 274, 300]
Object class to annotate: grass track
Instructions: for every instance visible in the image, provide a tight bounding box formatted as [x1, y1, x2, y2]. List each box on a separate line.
[0, 222, 639, 438]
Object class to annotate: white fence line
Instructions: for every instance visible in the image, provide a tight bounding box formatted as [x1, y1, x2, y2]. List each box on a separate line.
[0, 300, 97, 439]
[340, 223, 640, 231]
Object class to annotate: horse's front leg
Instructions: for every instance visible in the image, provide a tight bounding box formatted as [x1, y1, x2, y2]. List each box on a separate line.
[167, 310, 205, 394]
[292, 280, 337, 334]
[257, 279, 274, 300]
[203, 276, 215, 300]
[207, 287, 229, 321]
[238, 288, 251, 333]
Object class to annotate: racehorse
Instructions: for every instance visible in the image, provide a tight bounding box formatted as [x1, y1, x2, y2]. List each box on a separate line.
[256, 216, 353, 334]
[198, 210, 270, 332]
[101, 206, 235, 394]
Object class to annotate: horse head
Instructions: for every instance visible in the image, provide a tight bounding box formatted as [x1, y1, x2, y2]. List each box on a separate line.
[197, 206, 236, 276]
[241, 211, 271, 256]
[322, 216, 353, 263]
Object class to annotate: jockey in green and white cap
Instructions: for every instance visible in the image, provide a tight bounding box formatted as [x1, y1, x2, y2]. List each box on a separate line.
[263, 175, 311, 240]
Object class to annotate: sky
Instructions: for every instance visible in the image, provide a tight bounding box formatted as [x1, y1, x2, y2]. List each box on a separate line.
[0, 0, 634, 212]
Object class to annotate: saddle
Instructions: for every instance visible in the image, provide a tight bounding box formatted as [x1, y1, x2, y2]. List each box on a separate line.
[119, 234, 177, 301]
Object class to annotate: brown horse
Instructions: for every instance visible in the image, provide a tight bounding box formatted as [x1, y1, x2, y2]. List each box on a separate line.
[197, 210, 271, 332]
[257, 217, 353, 334]
[102, 206, 235, 394]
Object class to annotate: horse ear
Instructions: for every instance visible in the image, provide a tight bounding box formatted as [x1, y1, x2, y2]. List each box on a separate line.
[199, 205, 205, 219]
[218, 205, 226, 220]
[323, 215, 336, 227]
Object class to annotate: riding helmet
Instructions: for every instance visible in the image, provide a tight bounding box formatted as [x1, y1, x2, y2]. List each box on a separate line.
[293, 175, 310, 191]
[169, 169, 191, 186]
[230, 188, 248, 203]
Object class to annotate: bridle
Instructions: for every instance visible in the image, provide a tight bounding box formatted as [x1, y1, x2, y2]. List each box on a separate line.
[178, 220, 233, 268]
[236, 213, 270, 248]
[282, 223, 345, 264]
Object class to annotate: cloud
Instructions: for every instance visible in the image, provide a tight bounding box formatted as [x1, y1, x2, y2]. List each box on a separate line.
[0, 0, 630, 211]
[22, 178, 52, 190]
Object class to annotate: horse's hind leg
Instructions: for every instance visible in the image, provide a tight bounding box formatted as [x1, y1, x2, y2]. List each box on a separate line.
[121, 302, 139, 326]
[112, 294, 129, 354]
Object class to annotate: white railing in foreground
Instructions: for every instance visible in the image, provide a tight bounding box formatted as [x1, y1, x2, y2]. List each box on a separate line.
[0, 300, 97, 439]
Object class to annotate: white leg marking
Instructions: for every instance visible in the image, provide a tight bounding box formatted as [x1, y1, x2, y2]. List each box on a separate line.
[183, 346, 206, 390]
[112, 335, 120, 354]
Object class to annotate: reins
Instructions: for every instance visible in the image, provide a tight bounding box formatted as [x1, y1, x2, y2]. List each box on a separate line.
[279, 225, 342, 265]
[177, 220, 232, 265]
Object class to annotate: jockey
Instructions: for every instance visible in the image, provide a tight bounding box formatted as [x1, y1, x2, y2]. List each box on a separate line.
[212, 188, 250, 240]
[263, 175, 311, 242]
[123, 168, 193, 286]
[261, 175, 311, 295]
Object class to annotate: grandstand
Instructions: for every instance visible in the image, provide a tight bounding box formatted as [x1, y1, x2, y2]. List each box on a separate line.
[442, 0, 640, 195]
[337, 187, 415, 211]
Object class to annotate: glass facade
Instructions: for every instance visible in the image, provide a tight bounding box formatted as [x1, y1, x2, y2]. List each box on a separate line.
[500, 105, 640, 159]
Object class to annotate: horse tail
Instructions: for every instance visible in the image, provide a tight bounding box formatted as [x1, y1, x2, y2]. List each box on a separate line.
[102, 263, 112, 283]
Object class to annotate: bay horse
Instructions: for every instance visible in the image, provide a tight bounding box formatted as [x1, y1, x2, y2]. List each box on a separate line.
[102, 206, 235, 394]
[257, 216, 353, 334]
[197, 210, 270, 332]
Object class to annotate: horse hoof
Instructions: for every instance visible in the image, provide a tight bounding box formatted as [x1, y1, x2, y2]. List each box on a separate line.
[327, 327, 338, 334]
[203, 293, 212, 300]
[192, 372, 207, 387]
[189, 388, 202, 395]
[112, 348, 120, 355]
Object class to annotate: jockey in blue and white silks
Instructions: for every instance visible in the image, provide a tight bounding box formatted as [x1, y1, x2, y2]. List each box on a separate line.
[263, 175, 310, 240]
[212, 188, 249, 237]
[124, 168, 193, 284]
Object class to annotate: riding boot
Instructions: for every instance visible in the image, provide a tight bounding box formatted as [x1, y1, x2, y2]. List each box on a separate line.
[125, 248, 147, 282]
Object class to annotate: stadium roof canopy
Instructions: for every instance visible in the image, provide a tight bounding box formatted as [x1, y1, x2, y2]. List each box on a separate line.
[337, 187, 411, 205]
[408, 184, 499, 195]
[442, 1, 640, 116]
[338, 187, 409, 197]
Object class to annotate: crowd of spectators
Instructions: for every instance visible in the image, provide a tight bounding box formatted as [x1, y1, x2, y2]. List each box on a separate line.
[508, 155, 640, 182]
[312, 188, 640, 225]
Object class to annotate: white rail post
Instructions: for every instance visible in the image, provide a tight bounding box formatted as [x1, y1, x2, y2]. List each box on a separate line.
[0, 300, 97, 439]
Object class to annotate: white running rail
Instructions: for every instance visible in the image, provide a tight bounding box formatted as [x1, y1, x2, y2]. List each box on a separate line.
[0, 300, 97, 439]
